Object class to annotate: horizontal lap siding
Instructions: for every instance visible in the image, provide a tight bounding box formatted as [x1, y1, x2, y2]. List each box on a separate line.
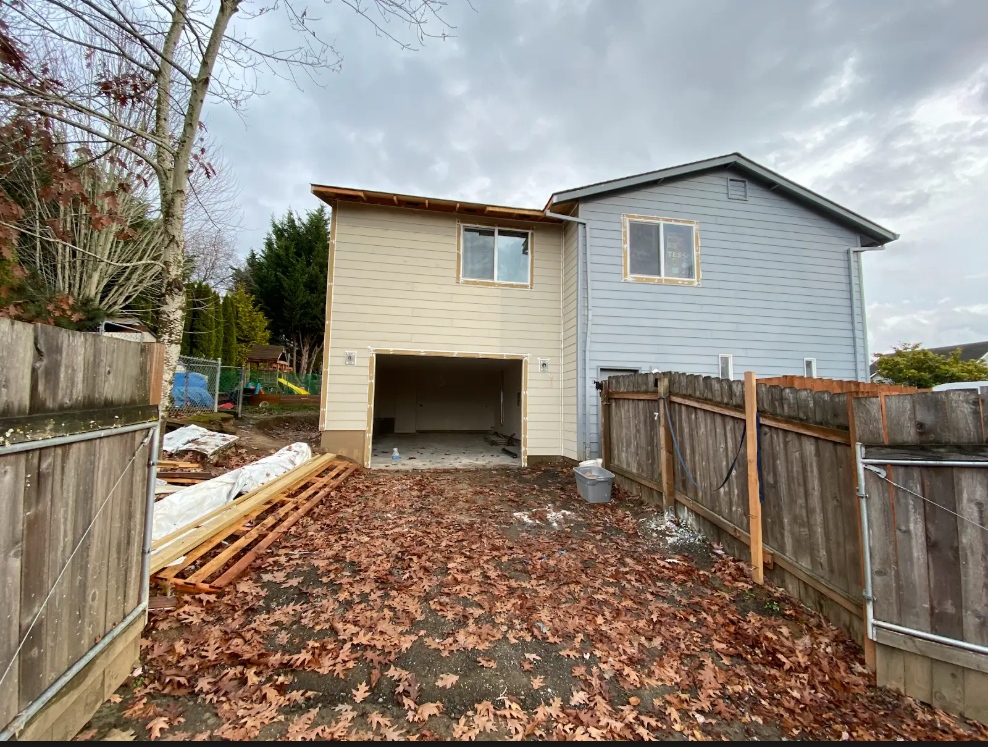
[325, 203, 564, 456]
[583, 169, 865, 457]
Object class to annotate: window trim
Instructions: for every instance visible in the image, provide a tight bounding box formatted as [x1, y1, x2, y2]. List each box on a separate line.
[457, 222, 534, 288]
[804, 358, 817, 378]
[719, 354, 734, 380]
[621, 214, 701, 286]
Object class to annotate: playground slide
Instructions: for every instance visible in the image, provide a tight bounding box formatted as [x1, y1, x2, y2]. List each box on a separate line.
[278, 378, 309, 395]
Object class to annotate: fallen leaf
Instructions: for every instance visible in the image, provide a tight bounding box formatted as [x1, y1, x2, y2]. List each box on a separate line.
[477, 658, 497, 669]
[102, 729, 136, 741]
[531, 676, 545, 690]
[107, 694, 122, 704]
[352, 682, 370, 703]
[436, 674, 459, 689]
[628, 696, 641, 706]
[147, 717, 171, 740]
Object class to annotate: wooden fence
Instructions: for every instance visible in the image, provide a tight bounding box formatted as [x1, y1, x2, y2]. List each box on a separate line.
[602, 372, 988, 721]
[0, 320, 161, 739]
[759, 375, 919, 395]
[602, 371, 865, 643]
[854, 390, 988, 722]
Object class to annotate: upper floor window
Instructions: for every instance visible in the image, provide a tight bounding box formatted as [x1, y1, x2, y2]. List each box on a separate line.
[459, 224, 532, 287]
[622, 215, 700, 286]
[804, 358, 817, 378]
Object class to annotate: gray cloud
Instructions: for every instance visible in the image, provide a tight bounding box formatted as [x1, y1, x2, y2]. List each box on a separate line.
[208, 0, 988, 357]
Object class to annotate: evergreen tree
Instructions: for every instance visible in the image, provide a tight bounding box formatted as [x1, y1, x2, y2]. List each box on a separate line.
[221, 294, 237, 365]
[245, 206, 328, 374]
[187, 281, 216, 359]
[229, 284, 270, 365]
[210, 290, 223, 359]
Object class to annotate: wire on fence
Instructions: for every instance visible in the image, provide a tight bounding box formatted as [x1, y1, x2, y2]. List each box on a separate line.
[863, 465, 988, 535]
[662, 397, 748, 494]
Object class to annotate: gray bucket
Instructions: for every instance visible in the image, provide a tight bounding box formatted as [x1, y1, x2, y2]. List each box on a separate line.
[574, 465, 615, 503]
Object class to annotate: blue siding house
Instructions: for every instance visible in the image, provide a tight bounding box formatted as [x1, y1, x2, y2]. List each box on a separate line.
[546, 153, 899, 459]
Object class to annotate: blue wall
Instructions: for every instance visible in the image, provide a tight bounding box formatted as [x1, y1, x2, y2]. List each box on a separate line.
[579, 167, 868, 457]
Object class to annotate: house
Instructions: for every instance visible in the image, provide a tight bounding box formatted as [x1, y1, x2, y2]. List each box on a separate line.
[246, 344, 292, 372]
[313, 153, 898, 466]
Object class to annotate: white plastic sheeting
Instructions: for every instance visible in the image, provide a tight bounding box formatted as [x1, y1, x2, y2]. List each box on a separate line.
[151, 442, 312, 543]
[162, 424, 238, 456]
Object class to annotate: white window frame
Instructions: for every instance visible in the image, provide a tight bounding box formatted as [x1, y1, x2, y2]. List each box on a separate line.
[621, 214, 701, 286]
[804, 358, 817, 378]
[719, 354, 734, 380]
[458, 223, 533, 288]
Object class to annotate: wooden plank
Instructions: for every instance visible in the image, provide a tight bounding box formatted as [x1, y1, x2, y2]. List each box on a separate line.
[782, 388, 813, 574]
[0, 406, 159, 448]
[658, 377, 675, 511]
[798, 389, 828, 585]
[963, 668, 988, 724]
[863, 444, 988, 461]
[853, 396, 901, 630]
[872, 626, 988, 675]
[668, 393, 851, 443]
[149, 455, 337, 573]
[213, 464, 356, 587]
[600, 387, 611, 471]
[877, 642, 906, 695]
[922, 394, 964, 642]
[151, 453, 336, 551]
[902, 650, 933, 706]
[607, 391, 658, 400]
[883, 394, 930, 634]
[0, 319, 33, 729]
[744, 372, 763, 584]
[956, 464, 988, 648]
[931, 660, 965, 715]
[765, 544, 863, 616]
[18, 446, 54, 709]
[186, 464, 347, 583]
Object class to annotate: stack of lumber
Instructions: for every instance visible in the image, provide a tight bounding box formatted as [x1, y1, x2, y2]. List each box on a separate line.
[150, 454, 356, 593]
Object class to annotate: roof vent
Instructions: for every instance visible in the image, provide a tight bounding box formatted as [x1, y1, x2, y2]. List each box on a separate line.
[727, 177, 748, 201]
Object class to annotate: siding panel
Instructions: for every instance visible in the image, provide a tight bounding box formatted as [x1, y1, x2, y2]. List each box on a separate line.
[325, 203, 565, 458]
[582, 169, 867, 457]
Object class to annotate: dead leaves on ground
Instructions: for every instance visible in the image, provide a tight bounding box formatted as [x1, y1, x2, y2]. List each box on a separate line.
[86, 468, 988, 743]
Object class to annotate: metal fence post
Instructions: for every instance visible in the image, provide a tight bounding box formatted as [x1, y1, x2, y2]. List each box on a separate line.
[237, 365, 245, 418]
[214, 358, 221, 412]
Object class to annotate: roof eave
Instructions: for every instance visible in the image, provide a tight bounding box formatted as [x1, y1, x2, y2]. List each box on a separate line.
[549, 154, 899, 245]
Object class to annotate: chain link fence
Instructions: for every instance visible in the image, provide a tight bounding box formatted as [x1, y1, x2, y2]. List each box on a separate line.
[246, 370, 322, 396]
[170, 354, 221, 417]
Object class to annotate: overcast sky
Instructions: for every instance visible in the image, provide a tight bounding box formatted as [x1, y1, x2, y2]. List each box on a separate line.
[208, 0, 988, 358]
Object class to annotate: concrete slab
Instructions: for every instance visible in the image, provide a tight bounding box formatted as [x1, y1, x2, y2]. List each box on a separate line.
[370, 432, 519, 470]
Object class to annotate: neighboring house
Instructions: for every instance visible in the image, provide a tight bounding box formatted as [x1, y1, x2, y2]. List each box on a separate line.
[313, 153, 898, 465]
[870, 341, 988, 379]
[247, 344, 291, 372]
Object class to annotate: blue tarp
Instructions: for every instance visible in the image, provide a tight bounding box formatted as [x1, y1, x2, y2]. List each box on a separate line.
[172, 371, 214, 408]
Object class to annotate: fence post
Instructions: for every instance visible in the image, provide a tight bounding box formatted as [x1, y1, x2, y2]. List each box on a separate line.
[847, 393, 877, 671]
[600, 382, 611, 470]
[213, 358, 221, 412]
[744, 371, 764, 584]
[237, 366, 245, 418]
[657, 375, 675, 513]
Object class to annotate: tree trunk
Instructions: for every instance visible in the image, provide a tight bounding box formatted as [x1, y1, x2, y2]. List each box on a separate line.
[156, 0, 240, 410]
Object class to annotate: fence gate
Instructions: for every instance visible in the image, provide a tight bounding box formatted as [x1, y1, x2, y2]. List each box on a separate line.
[853, 390, 988, 724]
[0, 320, 160, 740]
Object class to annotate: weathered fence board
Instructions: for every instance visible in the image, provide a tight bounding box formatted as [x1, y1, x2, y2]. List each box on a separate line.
[1, 320, 157, 735]
[854, 389, 988, 721]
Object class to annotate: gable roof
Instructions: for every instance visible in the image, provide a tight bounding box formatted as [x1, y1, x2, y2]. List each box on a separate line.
[247, 344, 288, 362]
[548, 153, 898, 246]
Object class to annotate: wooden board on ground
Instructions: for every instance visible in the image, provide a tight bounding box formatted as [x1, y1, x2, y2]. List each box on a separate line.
[153, 459, 355, 593]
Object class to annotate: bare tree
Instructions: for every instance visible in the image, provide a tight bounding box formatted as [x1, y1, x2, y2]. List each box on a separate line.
[0, 0, 453, 405]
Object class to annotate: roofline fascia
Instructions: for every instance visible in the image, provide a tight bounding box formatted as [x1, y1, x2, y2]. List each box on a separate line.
[549, 154, 899, 245]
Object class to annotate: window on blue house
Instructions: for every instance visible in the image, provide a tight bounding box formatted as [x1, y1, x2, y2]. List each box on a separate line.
[623, 215, 700, 285]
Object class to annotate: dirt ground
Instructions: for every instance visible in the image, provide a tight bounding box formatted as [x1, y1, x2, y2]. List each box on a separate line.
[80, 467, 987, 741]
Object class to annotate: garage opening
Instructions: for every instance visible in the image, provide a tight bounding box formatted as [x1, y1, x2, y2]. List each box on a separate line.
[370, 354, 524, 469]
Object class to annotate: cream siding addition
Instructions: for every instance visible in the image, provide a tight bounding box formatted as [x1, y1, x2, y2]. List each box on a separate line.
[322, 202, 566, 463]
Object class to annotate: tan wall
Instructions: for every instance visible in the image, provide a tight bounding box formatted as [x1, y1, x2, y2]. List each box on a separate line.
[322, 202, 567, 463]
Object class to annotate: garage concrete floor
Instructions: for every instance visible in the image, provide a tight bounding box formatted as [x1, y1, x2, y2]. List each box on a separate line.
[370, 432, 520, 469]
